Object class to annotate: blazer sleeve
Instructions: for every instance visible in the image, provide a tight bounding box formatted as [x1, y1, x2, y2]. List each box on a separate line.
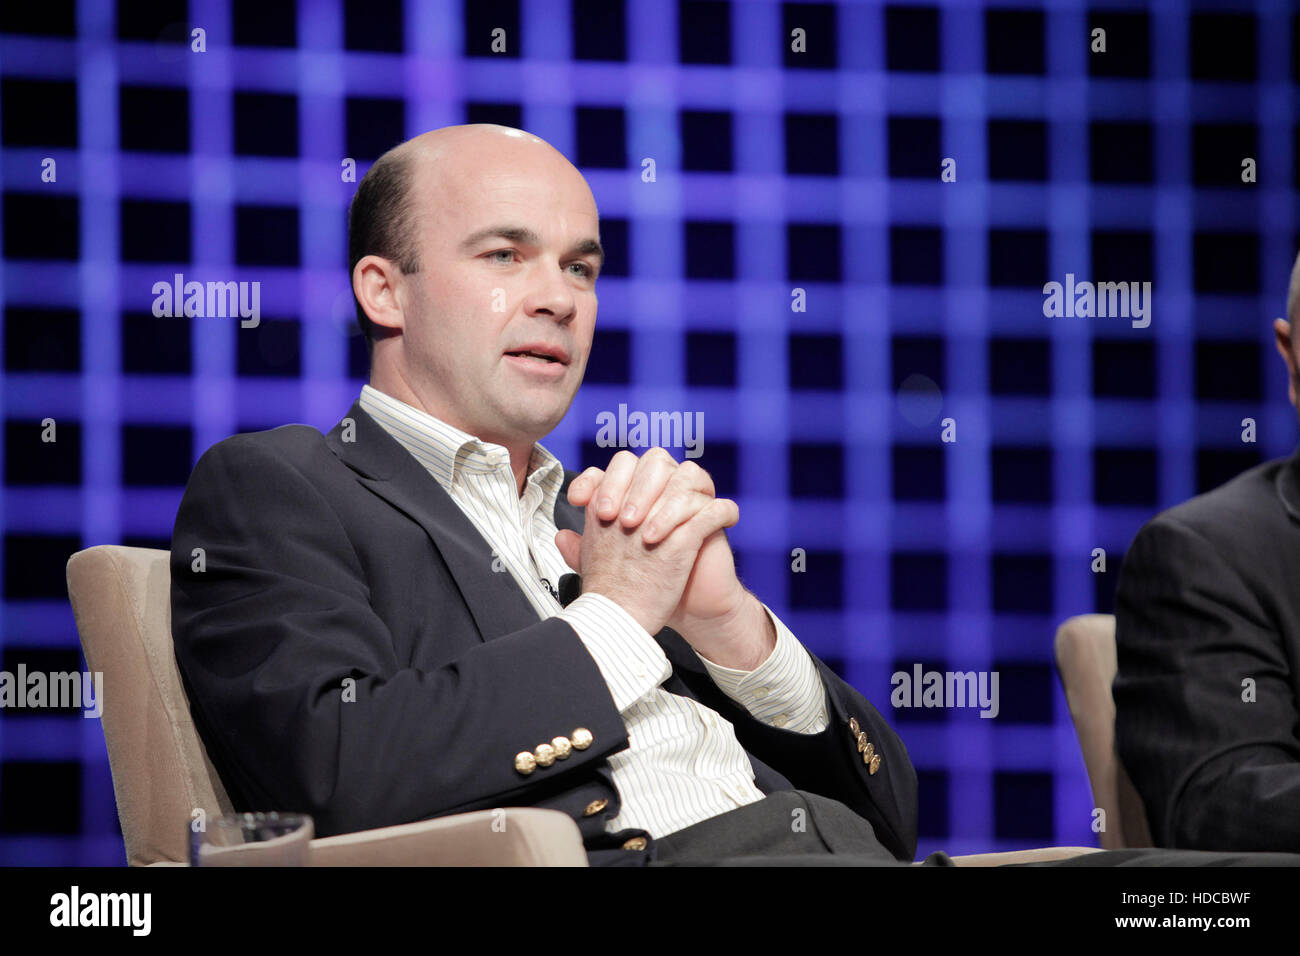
[1114, 514, 1300, 852]
[746, 655, 918, 861]
[170, 437, 629, 838]
[672, 629, 918, 861]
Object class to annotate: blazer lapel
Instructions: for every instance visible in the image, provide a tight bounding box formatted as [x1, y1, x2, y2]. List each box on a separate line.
[555, 471, 585, 534]
[324, 401, 540, 642]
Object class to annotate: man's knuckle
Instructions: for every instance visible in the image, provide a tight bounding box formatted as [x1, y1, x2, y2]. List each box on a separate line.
[681, 460, 712, 486]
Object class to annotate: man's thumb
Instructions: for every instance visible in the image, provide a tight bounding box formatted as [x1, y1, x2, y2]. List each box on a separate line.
[554, 529, 583, 572]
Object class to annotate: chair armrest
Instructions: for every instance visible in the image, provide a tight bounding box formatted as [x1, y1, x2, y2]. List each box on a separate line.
[307, 808, 588, 867]
[146, 808, 587, 866]
[943, 846, 1104, 867]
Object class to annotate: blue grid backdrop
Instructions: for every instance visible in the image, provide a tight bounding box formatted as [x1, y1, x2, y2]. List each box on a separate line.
[0, 0, 1295, 864]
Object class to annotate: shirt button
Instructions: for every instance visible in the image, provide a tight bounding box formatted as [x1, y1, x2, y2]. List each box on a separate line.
[772, 714, 788, 728]
[753, 686, 769, 698]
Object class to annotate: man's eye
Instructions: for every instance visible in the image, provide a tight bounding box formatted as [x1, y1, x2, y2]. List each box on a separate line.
[568, 262, 595, 279]
[487, 249, 516, 263]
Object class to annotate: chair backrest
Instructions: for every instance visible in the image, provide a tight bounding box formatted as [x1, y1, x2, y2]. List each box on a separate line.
[1053, 613, 1153, 849]
[66, 545, 234, 865]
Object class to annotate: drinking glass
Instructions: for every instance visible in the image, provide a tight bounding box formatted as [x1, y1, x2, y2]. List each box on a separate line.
[191, 811, 313, 866]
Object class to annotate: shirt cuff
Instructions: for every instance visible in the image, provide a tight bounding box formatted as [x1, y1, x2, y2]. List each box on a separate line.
[557, 592, 671, 713]
[695, 604, 829, 734]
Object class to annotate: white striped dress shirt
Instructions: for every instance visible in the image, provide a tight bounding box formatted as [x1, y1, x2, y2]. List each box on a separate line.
[358, 385, 829, 837]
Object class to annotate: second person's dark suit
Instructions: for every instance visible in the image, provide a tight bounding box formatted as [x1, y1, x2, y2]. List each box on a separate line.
[1114, 448, 1300, 852]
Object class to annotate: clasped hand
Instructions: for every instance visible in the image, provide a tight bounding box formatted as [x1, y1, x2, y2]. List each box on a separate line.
[553, 448, 773, 669]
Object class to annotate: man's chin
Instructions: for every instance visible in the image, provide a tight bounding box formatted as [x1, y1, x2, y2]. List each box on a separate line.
[496, 405, 570, 443]
[486, 380, 579, 441]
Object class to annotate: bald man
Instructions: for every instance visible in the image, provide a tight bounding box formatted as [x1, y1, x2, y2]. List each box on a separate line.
[170, 125, 923, 867]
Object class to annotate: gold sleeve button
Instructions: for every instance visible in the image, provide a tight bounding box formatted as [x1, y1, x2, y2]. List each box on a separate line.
[621, 836, 647, 851]
[551, 736, 573, 759]
[514, 751, 537, 775]
[869, 754, 882, 775]
[849, 717, 860, 736]
[571, 727, 593, 750]
[583, 798, 608, 817]
[534, 742, 556, 767]
[857, 731, 868, 753]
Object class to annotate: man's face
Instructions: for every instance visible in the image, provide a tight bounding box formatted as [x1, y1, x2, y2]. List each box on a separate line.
[397, 136, 601, 447]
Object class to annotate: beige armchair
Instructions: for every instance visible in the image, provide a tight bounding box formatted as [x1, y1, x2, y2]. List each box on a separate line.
[66, 545, 585, 866]
[66, 544, 1097, 866]
[1054, 614, 1153, 849]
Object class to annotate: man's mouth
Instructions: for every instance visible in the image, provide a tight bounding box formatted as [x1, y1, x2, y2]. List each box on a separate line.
[504, 345, 570, 365]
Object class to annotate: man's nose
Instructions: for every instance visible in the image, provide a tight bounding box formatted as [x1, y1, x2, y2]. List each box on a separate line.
[522, 262, 577, 323]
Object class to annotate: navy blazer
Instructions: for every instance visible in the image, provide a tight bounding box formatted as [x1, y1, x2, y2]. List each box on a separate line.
[170, 400, 918, 865]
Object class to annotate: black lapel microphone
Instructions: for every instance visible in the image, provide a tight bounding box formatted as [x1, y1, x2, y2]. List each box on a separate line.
[558, 572, 582, 607]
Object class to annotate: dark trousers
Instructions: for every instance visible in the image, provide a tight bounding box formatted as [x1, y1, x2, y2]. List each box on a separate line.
[647, 790, 1300, 867]
[650, 790, 954, 867]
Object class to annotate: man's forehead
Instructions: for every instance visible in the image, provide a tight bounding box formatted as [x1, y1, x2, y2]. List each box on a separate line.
[409, 131, 589, 196]
[416, 170, 597, 246]
[437, 200, 600, 253]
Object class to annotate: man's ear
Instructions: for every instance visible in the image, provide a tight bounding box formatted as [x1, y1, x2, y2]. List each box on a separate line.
[1274, 317, 1298, 407]
[353, 255, 406, 335]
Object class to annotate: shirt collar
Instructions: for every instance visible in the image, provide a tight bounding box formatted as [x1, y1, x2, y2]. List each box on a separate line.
[358, 385, 564, 506]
